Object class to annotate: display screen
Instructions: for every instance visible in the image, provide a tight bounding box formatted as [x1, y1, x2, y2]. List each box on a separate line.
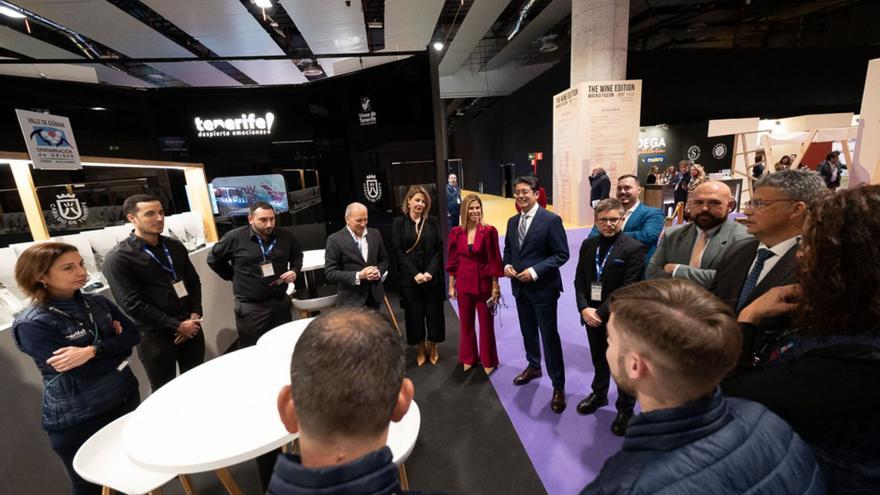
[211, 174, 289, 216]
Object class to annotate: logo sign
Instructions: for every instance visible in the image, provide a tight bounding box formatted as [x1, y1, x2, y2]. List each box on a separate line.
[712, 143, 728, 160]
[194, 112, 275, 138]
[359, 97, 377, 126]
[687, 145, 701, 161]
[15, 109, 82, 170]
[50, 193, 89, 225]
[363, 174, 382, 202]
[638, 136, 667, 155]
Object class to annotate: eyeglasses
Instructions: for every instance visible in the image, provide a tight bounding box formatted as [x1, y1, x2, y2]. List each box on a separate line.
[513, 189, 534, 197]
[743, 198, 797, 209]
[596, 217, 622, 224]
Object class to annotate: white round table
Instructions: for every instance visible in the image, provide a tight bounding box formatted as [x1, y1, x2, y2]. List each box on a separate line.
[123, 346, 293, 474]
[257, 318, 313, 351]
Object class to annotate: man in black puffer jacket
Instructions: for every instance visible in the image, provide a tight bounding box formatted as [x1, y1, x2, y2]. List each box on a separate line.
[581, 279, 824, 495]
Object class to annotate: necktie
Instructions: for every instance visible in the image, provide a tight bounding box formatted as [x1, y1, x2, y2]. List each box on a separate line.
[518, 213, 528, 246]
[735, 248, 775, 313]
[689, 230, 709, 267]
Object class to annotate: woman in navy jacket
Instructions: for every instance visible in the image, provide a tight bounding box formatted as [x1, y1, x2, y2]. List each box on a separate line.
[12, 242, 141, 495]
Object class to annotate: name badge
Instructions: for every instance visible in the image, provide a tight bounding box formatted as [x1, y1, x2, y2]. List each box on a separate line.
[590, 282, 602, 301]
[261, 263, 275, 277]
[173, 280, 188, 299]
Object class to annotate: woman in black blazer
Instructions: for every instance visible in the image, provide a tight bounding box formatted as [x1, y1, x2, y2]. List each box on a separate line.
[392, 186, 446, 366]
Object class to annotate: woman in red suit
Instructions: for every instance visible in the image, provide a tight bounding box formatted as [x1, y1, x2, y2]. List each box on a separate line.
[447, 194, 503, 374]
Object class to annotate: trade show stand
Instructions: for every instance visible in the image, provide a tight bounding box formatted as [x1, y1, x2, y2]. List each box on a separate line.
[644, 178, 743, 216]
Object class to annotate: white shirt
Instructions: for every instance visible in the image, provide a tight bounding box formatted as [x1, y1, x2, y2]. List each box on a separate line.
[749, 236, 800, 285]
[506, 202, 540, 281]
[347, 226, 369, 284]
[619, 200, 641, 231]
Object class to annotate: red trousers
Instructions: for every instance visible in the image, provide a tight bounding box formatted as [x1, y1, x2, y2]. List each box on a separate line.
[457, 292, 499, 367]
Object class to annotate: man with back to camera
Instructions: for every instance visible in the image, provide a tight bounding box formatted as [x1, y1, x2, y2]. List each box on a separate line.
[268, 307, 415, 494]
[710, 170, 826, 353]
[647, 181, 751, 288]
[207, 201, 303, 349]
[589, 167, 610, 207]
[817, 151, 842, 189]
[573, 198, 645, 436]
[503, 175, 570, 413]
[580, 279, 824, 495]
[589, 174, 664, 272]
[103, 194, 203, 391]
[325, 202, 390, 309]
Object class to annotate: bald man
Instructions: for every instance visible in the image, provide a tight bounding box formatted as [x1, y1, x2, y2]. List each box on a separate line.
[325, 202, 390, 309]
[647, 181, 751, 288]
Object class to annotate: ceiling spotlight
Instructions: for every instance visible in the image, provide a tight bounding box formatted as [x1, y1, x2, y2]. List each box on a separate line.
[367, 20, 383, 29]
[0, 6, 26, 18]
[302, 64, 323, 77]
[432, 41, 444, 51]
[147, 73, 165, 80]
[90, 106, 107, 111]
[254, 0, 272, 8]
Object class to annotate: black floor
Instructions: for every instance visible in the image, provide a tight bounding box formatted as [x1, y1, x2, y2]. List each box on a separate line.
[154, 296, 545, 495]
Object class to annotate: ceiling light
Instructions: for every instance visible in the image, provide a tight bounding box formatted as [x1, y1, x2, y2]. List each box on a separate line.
[90, 107, 107, 111]
[367, 21, 383, 29]
[147, 73, 165, 80]
[0, 6, 26, 18]
[432, 41, 444, 51]
[254, 0, 272, 8]
[302, 65, 323, 77]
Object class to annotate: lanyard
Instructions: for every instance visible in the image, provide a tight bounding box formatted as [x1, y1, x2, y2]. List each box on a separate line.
[256, 236, 277, 262]
[46, 297, 100, 344]
[594, 247, 614, 280]
[142, 242, 177, 281]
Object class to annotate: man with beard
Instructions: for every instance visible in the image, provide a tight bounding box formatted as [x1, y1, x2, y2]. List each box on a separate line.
[580, 279, 824, 495]
[208, 201, 303, 348]
[647, 181, 750, 288]
[589, 175, 664, 272]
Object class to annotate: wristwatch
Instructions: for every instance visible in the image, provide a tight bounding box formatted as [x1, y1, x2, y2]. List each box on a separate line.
[92, 342, 104, 358]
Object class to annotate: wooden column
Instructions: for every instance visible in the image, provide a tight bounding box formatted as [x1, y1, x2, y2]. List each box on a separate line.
[184, 165, 219, 242]
[9, 160, 49, 241]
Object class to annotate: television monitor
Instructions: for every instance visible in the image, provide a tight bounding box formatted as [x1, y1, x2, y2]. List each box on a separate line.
[211, 174, 289, 217]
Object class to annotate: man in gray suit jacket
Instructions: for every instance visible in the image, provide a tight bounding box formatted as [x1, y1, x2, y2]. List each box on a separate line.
[325, 202, 390, 309]
[648, 181, 750, 288]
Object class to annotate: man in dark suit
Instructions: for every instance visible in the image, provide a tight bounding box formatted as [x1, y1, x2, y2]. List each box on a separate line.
[325, 202, 390, 309]
[503, 175, 570, 413]
[673, 160, 691, 207]
[647, 181, 751, 288]
[816, 152, 842, 189]
[574, 198, 645, 436]
[589, 174, 664, 272]
[589, 167, 610, 207]
[711, 170, 826, 352]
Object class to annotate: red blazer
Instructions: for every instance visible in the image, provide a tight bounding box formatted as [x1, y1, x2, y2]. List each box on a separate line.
[447, 224, 504, 295]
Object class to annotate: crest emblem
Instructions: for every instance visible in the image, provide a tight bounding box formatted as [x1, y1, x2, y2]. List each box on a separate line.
[712, 143, 727, 159]
[687, 145, 701, 161]
[363, 175, 382, 202]
[361, 97, 371, 112]
[50, 193, 89, 224]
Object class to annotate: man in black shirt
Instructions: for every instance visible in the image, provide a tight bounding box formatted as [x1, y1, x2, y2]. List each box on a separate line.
[207, 202, 303, 348]
[103, 194, 204, 392]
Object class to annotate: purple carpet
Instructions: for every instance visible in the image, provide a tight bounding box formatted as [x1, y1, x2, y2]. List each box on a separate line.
[451, 228, 628, 495]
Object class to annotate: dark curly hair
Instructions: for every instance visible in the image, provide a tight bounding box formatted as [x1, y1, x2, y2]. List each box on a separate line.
[797, 185, 880, 335]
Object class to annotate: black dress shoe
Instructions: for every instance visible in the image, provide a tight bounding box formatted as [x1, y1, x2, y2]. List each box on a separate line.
[550, 389, 566, 413]
[512, 367, 542, 385]
[610, 411, 634, 437]
[576, 393, 608, 415]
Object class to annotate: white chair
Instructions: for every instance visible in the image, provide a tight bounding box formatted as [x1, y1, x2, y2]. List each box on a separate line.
[73, 413, 194, 495]
[291, 293, 337, 319]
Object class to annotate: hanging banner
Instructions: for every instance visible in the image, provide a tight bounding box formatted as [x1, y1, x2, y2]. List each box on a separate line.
[15, 109, 82, 170]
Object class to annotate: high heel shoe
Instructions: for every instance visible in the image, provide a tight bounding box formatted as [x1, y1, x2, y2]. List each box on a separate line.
[416, 341, 426, 367]
[483, 367, 495, 375]
[463, 363, 472, 372]
[429, 342, 439, 365]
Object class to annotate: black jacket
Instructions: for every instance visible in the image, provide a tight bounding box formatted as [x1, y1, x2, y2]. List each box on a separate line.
[325, 227, 390, 307]
[574, 233, 645, 322]
[581, 391, 825, 495]
[268, 447, 410, 495]
[589, 172, 611, 204]
[391, 215, 443, 287]
[724, 330, 880, 494]
[103, 234, 202, 334]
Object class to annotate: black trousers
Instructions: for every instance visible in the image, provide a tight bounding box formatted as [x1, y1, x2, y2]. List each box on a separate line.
[234, 298, 293, 349]
[47, 387, 140, 495]
[515, 292, 565, 390]
[400, 284, 446, 345]
[585, 322, 636, 412]
[137, 329, 205, 391]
